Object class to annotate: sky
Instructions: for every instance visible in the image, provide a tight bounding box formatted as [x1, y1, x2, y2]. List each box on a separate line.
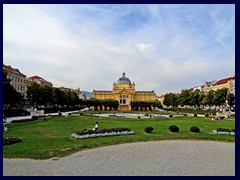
[3, 4, 235, 95]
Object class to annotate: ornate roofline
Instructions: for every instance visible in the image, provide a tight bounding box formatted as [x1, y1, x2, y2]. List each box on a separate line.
[93, 90, 113, 93]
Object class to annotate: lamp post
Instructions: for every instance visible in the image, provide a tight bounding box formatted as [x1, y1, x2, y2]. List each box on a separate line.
[30, 94, 33, 108]
[228, 92, 231, 111]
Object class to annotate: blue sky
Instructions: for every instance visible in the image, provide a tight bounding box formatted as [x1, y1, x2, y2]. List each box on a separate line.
[3, 4, 235, 95]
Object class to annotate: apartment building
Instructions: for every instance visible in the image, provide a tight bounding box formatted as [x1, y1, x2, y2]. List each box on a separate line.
[3, 64, 26, 97]
[26, 76, 53, 87]
[202, 76, 235, 95]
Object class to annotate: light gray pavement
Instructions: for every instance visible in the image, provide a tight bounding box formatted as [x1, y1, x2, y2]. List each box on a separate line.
[3, 140, 235, 176]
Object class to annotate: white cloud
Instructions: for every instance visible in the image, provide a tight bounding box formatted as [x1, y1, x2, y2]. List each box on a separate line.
[3, 4, 235, 95]
[135, 43, 153, 52]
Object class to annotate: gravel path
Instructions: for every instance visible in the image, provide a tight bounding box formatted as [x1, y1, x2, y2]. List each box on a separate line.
[3, 140, 235, 176]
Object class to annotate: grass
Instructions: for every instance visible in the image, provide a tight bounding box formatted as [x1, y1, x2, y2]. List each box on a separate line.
[170, 108, 217, 115]
[3, 115, 235, 159]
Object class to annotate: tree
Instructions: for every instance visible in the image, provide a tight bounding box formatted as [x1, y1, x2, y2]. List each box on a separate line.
[131, 100, 161, 111]
[130, 101, 140, 111]
[190, 89, 201, 108]
[101, 99, 119, 110]
[199, 91, 206, 107]
[147, 100, 162, 111]
[27, 82, 42, 107]
[178, 90, 191, 107]
[82, 98, 101, 110]
[163, 93, 178, 108]
[227, 93, 235, 109]
[41, 85, 54, 108]
[205, 90, 215, 107]
[213, 88, 228, 107]
[3, 70, 23, 109]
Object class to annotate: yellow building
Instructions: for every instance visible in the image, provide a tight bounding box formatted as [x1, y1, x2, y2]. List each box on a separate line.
[93, 72, 157, 111]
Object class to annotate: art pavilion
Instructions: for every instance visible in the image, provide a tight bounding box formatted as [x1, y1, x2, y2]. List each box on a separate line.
[92, 72, 157, 111]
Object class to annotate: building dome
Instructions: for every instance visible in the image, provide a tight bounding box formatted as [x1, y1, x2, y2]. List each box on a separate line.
[117, 72, 131, 84]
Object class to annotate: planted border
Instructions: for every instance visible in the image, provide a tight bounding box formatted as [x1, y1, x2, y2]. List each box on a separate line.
[4, 137, 22, 146]
[72, 127, 134, 140]
[212, 128, 235, 135]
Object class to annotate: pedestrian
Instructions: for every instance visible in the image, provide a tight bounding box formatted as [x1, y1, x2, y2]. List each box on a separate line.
[93, 121, 99, 131]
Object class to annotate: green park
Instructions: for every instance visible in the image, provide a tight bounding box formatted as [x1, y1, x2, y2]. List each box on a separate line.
[3, 110, 235, 160]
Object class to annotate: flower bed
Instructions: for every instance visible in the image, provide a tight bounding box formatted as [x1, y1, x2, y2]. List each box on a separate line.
[71, 128, 134, 140]
[4, 137, 22, 146]
[212, 128, 235, 136]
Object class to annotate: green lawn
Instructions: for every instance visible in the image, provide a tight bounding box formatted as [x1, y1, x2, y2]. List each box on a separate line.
[3, 115, 235, 159]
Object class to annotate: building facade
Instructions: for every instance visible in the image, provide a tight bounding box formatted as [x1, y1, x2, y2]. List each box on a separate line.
[93, 72, 157, 111]
[3, 64, 26, 97]
[26, 76, 53, 87]
[24, 76, 53, 105]
[202, 76, 235, 95]
[59, 87, 81, 99]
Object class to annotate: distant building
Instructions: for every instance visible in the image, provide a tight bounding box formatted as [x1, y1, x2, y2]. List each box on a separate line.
[187, 76, 235, 95]
[79, 91, 87, 100]
[59, 87, 80, 98]
[189, 86, 203, 92]
[157, 95, 165, 107]
[202, 76, 235, 95]
[3, 64, 26, 97]
[59, 87, 74, 92]
[93, 72, 157, 111]
[25, 76, 53, 103]
[26, 76, 53, 87]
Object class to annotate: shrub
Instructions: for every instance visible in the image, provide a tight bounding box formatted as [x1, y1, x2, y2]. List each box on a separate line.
[3, 109, 30, 117]
[190, 126, 200, 133]
[144, 126, 154, 133]
[193, 113, 197, 117]
[169, 115, 173, 118]
[4, 137, 22, 146]
[169, 125, 179, 133]
[31, 116, 39, 120]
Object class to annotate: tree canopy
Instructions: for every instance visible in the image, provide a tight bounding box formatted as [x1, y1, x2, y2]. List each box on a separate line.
[3, 70, 23, 109]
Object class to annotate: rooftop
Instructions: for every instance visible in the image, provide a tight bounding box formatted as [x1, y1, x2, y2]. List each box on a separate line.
[3, 64, 26, 77]
[117, 72, 131, 84]
[27, 75, 52, 85]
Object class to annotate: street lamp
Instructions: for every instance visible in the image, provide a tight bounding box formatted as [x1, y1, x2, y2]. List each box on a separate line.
[228, 93, 231, 111]
[30, 94, 33, 108]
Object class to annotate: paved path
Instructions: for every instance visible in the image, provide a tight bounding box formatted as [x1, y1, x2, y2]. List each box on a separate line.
[3, 140, 235, 176]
